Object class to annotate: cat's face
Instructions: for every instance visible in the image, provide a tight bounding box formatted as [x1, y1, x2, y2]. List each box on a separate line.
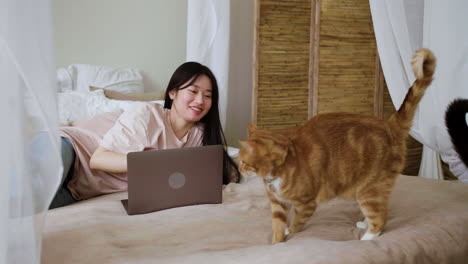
[238, 124, 290, 178]
[238, 140, 265, 177]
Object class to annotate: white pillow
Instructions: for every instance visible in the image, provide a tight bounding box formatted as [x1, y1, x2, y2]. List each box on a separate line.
[227, 147, 239, 159]
[57, 90, 164, 124]
[57, 91, 89, 124]
[85, 89, 137, 118]
[56, 67, 73, 92]
[59, 64, 144, 94]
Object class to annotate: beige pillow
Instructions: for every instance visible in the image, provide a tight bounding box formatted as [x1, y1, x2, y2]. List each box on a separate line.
[89, 86, 165, 101]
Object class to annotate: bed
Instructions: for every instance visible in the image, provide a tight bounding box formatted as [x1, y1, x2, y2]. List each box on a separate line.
[46, 64, 468, 263]
[42, 174, 468, 264]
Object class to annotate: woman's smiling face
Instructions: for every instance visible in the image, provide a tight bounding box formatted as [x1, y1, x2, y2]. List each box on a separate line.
[169, 74, 213, 124]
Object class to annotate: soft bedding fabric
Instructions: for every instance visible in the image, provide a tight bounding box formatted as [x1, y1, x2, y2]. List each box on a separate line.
[42, 175, 468, 264]
[57, 64, 144, 93]
[57, 89, 164, 124]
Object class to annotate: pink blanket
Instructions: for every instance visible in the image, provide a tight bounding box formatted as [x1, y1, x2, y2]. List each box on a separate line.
[42, 175, 468, 264]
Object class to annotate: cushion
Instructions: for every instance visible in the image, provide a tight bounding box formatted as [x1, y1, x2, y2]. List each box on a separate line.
[89, 86, 165, 101]
[56, 67, 73, 92]
[57, 91, 89, 124]
[57, 64, 144, 94]
[57, 90, 164, 125]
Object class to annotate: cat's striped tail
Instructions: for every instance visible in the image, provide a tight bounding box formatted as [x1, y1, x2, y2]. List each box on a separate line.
[387, 48, 436, 135]
[445, 99, 468, 167]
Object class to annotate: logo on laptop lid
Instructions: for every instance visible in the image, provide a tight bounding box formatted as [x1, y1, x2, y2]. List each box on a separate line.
[168, 172, 186, 189]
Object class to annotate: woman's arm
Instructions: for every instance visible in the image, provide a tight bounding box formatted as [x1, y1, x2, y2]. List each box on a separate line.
[89, 147, 127, 173]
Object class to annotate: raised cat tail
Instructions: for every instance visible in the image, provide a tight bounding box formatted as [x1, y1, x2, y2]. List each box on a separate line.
[445, 99, 468, 167]
[387, 48, 436, 135]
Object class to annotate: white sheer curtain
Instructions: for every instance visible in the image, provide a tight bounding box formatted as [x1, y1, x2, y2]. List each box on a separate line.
[186, 0, 230, 128]
[0, 0, 62, 263]
[370, 0, 468, 181]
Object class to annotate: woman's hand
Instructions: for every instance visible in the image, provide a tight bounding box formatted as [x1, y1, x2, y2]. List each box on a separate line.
[89, 147, 127, 173]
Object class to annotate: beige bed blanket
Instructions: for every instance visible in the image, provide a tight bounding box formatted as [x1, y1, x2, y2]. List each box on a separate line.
[42, 175, 468, 264]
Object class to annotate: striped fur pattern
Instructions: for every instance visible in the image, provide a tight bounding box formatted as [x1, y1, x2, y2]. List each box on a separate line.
[239, 49, 436, 244]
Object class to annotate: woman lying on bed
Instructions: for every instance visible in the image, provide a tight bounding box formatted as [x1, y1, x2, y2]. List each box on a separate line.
[50, 62, 239, 209]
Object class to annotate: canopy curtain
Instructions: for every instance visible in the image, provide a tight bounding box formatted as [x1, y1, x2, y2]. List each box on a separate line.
[369, 0, 468, 182]
[186, 0, 230, 129]
[0, 0, 62, 263]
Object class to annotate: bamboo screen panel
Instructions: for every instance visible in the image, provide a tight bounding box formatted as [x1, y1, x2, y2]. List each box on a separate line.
[254, 0, 312, 130]
[317, 0, 377, 115]
[253, 0, 423, 174]
[382, 82, 394, 120]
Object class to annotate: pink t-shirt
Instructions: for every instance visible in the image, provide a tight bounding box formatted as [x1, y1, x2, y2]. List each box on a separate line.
[60, 103, 204, 200]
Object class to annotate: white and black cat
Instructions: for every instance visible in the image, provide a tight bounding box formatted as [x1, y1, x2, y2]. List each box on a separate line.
[445, 99, 468, 167]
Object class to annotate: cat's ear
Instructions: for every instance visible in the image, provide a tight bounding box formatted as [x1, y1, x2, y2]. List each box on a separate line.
[239, 140, 253, 152]
[247, 123, 257, 137]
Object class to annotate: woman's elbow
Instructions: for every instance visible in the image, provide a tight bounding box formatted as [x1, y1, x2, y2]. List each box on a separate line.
[89, 148, 105, 170]
[88, 147, 127, 173]
[89, 153, 99, 170]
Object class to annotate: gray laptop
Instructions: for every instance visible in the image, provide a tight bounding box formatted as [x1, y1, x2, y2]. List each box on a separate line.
[122, 145, 223, 215]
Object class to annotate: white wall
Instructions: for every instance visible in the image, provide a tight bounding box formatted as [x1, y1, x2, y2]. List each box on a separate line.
[225, 0, 255, 147]
[52, 0, 187, 93]
[52, 0, 254, 147]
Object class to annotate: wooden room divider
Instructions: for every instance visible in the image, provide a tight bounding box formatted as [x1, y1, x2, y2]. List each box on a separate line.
[252, 0, 425, 176]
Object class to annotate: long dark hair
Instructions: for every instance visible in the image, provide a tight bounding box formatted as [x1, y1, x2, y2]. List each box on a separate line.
[164, 62, 240, 184]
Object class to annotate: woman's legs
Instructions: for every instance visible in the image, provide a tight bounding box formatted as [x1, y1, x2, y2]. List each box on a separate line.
[49, 137, 78, 209]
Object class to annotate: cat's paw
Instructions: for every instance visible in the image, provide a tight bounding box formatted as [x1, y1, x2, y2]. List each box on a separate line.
[271, 228, 290, 244]
[271, 235, 286, 244]
[271, 228, 287, 244]
[356, 221, 367, 229]
[360, 231, 381, 240]
[289, 226, 298, 233]
[289, 224, 303, 233]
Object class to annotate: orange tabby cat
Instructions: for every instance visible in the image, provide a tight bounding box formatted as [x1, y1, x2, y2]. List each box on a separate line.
[239, 49, 436, 244]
